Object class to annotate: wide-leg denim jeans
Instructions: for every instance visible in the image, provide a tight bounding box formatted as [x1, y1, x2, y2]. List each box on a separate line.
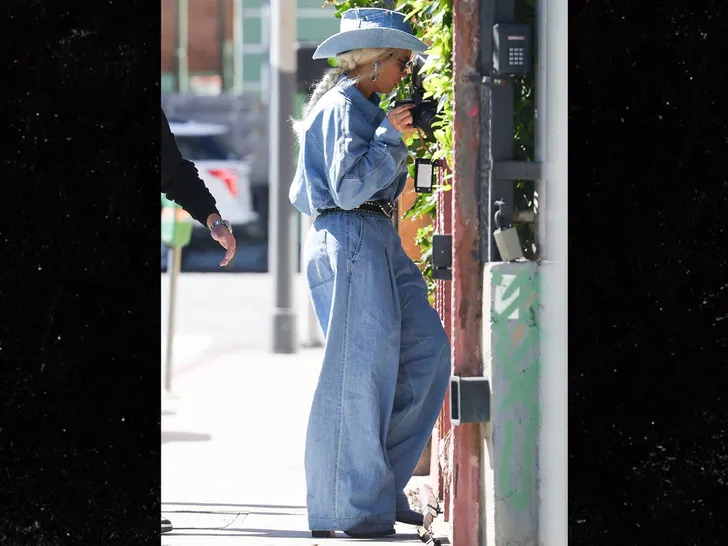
[303, 210, 451, 533]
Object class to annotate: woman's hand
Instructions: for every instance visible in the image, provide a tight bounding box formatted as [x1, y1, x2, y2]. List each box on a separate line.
[211, 226, 236, 267]
[387, 104, 416, 135]
[206, 213, 237, 267]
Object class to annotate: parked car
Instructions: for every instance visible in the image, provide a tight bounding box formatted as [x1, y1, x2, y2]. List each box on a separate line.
[162, 120, 267, 272]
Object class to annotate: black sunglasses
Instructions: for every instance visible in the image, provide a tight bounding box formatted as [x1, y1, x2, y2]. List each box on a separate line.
[397, 57, 414, 71]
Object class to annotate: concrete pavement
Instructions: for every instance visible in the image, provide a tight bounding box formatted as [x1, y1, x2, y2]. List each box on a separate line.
[161, 273, 321, 379]
[162, 275, 449, 545]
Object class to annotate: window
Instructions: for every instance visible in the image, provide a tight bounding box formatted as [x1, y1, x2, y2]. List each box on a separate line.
[175, 134, 239, 161]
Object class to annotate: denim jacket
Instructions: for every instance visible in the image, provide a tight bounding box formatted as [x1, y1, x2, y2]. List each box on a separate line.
[289, 77, 409, 216]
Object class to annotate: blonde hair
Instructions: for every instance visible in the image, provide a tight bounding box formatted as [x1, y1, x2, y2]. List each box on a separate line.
[292, 47, 400, 138]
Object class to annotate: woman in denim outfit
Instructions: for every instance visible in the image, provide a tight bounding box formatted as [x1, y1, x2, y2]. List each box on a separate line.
[289, 8, 451, 539]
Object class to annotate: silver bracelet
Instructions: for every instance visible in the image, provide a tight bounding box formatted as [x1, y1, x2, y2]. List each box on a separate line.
[209, 219, 233, 234]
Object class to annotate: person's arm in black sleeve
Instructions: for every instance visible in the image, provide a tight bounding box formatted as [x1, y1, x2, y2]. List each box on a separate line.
[160, 108, 220, 228]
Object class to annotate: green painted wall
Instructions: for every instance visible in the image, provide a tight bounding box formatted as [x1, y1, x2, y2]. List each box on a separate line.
[482, 262, 542, 543]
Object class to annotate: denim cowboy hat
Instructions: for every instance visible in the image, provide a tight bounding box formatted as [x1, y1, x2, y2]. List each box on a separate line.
[312, 8, 428, 60]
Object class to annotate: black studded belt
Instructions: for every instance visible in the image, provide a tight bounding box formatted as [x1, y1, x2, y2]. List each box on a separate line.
[319, 199, 395, 220]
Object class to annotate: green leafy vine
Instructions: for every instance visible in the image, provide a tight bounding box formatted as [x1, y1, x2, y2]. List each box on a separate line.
[322, 0, 535, 295]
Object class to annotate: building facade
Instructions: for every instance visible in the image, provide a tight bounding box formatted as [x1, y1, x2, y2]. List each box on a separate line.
[161, 0, 340, 96]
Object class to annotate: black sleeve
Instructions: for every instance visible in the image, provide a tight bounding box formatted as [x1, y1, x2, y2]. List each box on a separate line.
[160, 108, 219, 227]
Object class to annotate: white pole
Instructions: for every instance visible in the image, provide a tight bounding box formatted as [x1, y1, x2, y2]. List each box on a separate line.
[539, 0, 568, 544]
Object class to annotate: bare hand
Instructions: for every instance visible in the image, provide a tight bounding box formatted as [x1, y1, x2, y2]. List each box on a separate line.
[211, 226, 236, 267]
[387, 104, 416, 135]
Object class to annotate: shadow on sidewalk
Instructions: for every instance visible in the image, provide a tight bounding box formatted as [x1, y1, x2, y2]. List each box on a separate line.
[162, 431, 212, 444]
[166, 528, 311, 538]
[167, 528, 425, 541]
[164, 502, 306, 510]
[164, 509, 303, 517]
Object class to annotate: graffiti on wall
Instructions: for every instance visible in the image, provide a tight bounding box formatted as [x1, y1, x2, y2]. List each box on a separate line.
[491, 267, 540, 511]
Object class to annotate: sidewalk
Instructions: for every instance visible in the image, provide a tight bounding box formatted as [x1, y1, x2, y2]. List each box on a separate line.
[162, 346, 450, 545]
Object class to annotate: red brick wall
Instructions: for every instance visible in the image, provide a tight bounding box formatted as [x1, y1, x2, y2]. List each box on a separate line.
[161, 0, 233, 73]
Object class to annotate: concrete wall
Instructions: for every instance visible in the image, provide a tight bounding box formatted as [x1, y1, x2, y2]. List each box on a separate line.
[481, 262, 541, 546]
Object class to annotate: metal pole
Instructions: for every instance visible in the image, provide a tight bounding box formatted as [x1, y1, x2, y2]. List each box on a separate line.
[434, 182, 453, 516]
[539, 0, 568, 543]
[175, 0, 189, 92]
[535, 0, 547, 253]
[233, 0, 244, 93]
[164, 246, 183, 391]
[268, 0, 297, 353]
[486, 0, 516, 262]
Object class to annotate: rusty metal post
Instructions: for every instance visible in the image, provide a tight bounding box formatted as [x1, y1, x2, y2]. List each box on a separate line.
[433, 171, 453, 519]
[450, 0, 483, 543]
